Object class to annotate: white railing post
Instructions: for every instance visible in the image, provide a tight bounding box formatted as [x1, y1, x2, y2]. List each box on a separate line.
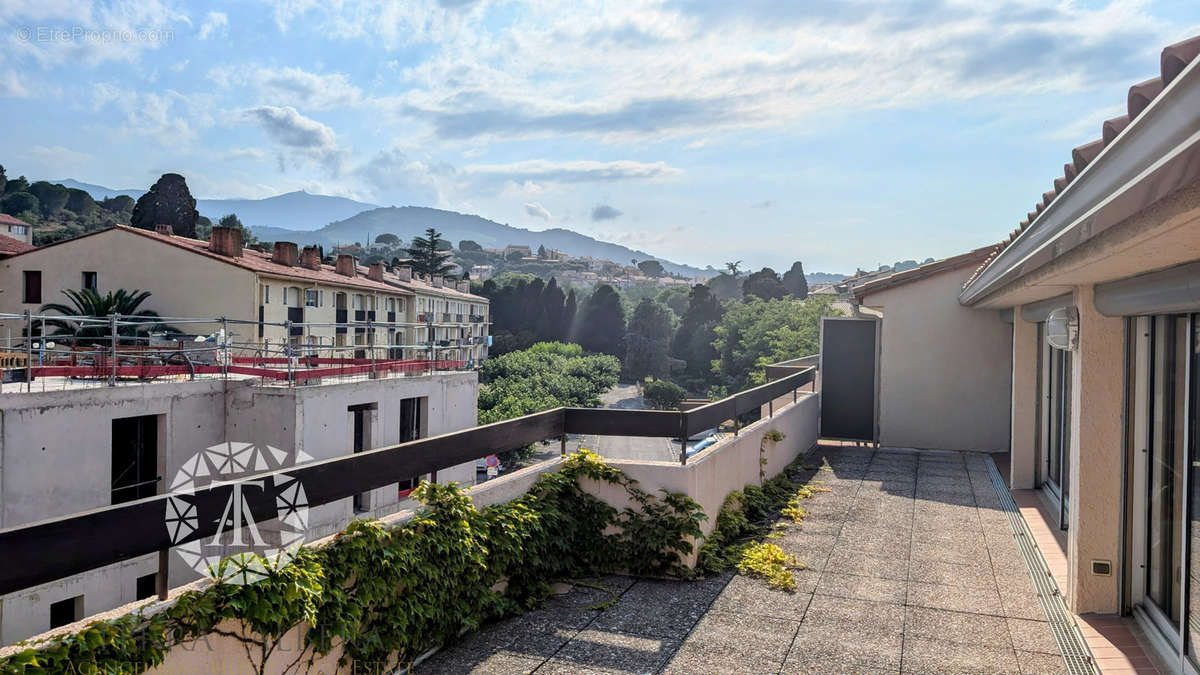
[24, 310, 32, 392]
[109, 313, 119, 387]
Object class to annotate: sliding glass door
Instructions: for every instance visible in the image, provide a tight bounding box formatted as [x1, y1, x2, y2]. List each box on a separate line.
[1041, 330, 1073, 527]
[1129, 314, 1197, 670]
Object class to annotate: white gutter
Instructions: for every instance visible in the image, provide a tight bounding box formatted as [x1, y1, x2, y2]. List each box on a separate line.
[959, 53, 1200, 306]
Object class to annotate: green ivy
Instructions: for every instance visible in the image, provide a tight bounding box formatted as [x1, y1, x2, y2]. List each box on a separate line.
[0, 451, 705, 674]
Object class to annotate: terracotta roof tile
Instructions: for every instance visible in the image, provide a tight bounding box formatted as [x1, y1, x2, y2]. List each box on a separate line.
[1127, 77, 1164, 120]
[1163, 35, 1200, 85]
[0, 214, 31, 228]
[1071, 140, 1104, 172]
[1102, 114, 1130, 146]
[127, 227, 487, 301]
[0, 233, 35, 256]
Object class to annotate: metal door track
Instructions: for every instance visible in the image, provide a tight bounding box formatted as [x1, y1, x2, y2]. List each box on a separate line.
[985, 456, 1096, 675]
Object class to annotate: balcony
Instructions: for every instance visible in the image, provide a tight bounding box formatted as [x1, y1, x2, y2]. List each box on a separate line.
[0, 358, 1087, 673]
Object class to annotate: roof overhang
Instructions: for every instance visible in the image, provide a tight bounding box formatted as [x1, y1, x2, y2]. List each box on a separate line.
[853, 246, 995, 302]
[959, 52, 1200, 307]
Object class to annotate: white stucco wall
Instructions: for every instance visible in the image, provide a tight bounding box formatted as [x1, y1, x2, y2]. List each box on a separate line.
[0, 371, 480, 645]
[859, 266, 1013, 452]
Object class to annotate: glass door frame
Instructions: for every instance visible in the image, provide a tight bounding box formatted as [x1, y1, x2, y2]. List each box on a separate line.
[1128, 313, 1198, 674]
[1038, 324, 1071, 530]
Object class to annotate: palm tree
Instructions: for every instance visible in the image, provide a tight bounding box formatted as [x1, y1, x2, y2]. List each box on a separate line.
[39, 289, 171, 345]
[725, 260, 743, 277]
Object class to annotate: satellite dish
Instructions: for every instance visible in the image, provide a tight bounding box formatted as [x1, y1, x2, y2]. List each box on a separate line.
[1045, 306, 1078, 351]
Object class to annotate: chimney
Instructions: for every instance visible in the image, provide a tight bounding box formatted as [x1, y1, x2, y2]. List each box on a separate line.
[209, 226, 243, 257]
[396, 266, 412, 282]
[457, 280, 470, 293]
[368, 262, 386, 282]
[154, 224, 173, 236]
[300, 246, 322, 270]
[335, 254, 357, 277]
[432, 274, 443, 288]
[272, 241, 299, 267]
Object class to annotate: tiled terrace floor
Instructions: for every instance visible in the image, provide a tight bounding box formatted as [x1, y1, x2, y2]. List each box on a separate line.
[421, 446, 1069, 674]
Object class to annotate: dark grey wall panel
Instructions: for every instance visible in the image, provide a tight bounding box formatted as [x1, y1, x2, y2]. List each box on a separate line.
[819, 318, 877, 442]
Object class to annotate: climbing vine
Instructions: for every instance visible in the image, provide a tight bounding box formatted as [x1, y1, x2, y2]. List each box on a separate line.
[0, 451, 705, 674]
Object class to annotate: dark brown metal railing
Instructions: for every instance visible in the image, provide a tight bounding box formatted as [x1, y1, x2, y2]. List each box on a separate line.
[0, 365, 814, 599]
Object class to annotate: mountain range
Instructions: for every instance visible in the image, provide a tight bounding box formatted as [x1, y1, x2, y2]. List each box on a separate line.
[59, 180, 848, 282]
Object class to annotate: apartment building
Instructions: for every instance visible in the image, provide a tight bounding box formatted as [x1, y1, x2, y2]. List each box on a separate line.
[0, 225, 489, 363]
[853, 35, 1200, 671]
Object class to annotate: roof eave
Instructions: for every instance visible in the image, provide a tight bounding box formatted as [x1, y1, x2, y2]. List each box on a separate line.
[959, 51, 1200, 306]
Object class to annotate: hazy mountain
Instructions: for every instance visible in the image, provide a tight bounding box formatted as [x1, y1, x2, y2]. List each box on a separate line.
[56, 179, 142, 201]
[57, 181, 848, 281]
[252, 206, 713, 278]
[58, 180, 379, 231]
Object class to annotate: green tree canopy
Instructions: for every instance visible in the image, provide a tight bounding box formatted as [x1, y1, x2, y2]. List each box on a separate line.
[742, 267, 788, 301]
[5, 176, 29, 195]
[27, 181, 69, 217]
[636, 260, 666, 277]
[65, 188, 97, 218]
[459, 239, 483, 252]
[0, 191, 39, 218]
[624, 298, 674, 380]
[670, 284, 725, 390]
[644, 379, 686, 410]
[713, 296, 840, 391]
[657, 285, 691, 318]
[782, 261, 809, 299]
[477, 342, 620, 424]
[100, 195, 135, 213]
[578, 284, 626, 357]
[375, 233, 401, 245]
[131, 173, 199, 238]
[407, 227, 455, 277]
[706, 272, 741, 301]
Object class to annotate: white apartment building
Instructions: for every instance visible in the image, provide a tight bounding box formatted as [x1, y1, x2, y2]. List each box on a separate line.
[0, 225, 490, 364]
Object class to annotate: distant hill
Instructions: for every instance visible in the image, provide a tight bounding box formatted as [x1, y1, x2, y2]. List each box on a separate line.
[251, 206, 713, 278]
[58, 180, 379, 232]
[55, 181, 851, 281]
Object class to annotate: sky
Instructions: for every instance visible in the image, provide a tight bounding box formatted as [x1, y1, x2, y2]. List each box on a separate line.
[1, 1, 1198, 273]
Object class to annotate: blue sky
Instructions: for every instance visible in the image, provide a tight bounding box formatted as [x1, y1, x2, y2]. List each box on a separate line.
[1, 1, 1198, 272]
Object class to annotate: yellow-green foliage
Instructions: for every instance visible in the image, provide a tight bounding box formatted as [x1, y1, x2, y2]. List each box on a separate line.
[736, 542, 802, 591]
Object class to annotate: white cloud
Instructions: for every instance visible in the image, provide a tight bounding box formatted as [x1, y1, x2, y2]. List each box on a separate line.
[377, 0, 1173, 142]
[243, 105, 344, 171]
[197, 12, 228, 40]
[208, 65, 362, 109]
[3, 0, 188, 67]
[466, 159, 682, 183]
[524, 202, 552, 219]
[20, 144, 93, 176]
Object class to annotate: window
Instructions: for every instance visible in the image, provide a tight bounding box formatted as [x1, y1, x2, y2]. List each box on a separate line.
[22, 270, 41, 304]
[112, 415, 158, 505]
[353, 294, 364, 310]
[82, 271, 98, 292]
[136, 573, 157, 600]
[264, 285, 270, 303]
[11, 224, 27, 236]
[306, 289, 319, 307]
[50, 596, 83, 629]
